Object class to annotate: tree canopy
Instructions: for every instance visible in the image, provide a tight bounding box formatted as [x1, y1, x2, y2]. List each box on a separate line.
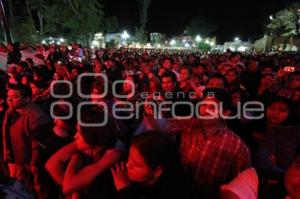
[266, 2, 300, 36]
[5, 0, 118, 46]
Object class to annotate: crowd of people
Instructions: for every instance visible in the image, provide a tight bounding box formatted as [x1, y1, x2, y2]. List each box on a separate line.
[0, 42, 299, 199]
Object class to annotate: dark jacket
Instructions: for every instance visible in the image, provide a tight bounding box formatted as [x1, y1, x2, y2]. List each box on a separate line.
[117, 168, 191, 199]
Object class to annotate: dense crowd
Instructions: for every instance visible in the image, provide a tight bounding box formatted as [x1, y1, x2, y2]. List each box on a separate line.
[0, 42, 300, 199]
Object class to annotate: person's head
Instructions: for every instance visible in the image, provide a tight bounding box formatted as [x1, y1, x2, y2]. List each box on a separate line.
[285, 156, 300, 199]
[123, 75, 141, 95]
[30, 80, 47, 96]
[230, 88, 248, 107]
[225, 69, 239, 85]
[291, 87, 300, 104]
[199, 88, 232, 127]
[261, 66, 273, 75]
[7, 83, 32, 110]
[179, 66, 190, 82]
[20, 73, 33, 86]
[206, 73, 227, 89]
[266, 97, 295, 126]
[75, 106, 119, 155]
[219, 64, 232, 75]
[143, 95, 164, 117]
[53, 103, 75, 137]
[70, 66, 80, 81]
[93, 58, 103, 73]
[16, 62, 28, 73]
[25, 58, 34, 68]
[287, 71, 300, 89]
[149, 78, 161, 93]
[140, 61, 150, 74]
[259, 73, 274, 89]
[162, 58, 173, 70]
[246, 59, 259, 73]
[127, 132, 175, 185]
[158, 67, 166, 77]
[230, 52, 241, 63]
[162, 72, 177, 92]
[90, 79, 112, 103]
[193, 64, 207, 76]
[7, 43, 16, 52]
[104, 59, 115, 69]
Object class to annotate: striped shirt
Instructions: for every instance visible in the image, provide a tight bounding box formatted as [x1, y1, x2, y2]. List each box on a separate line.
[168, 118, 251, 198]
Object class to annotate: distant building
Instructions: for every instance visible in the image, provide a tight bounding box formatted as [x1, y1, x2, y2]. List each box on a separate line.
[223, 41, 252, 52]
[105, 33, 136, 44]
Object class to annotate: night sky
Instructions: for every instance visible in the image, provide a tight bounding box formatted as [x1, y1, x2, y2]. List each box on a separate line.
[102, 0, 299, 44]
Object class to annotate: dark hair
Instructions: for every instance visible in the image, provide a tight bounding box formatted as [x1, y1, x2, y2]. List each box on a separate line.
[53, 102, 76, 134]
[79, 106, 120, 148]
[16, 61, 28, 69]
[127, 75, 142, 92]
[288, 71, 300, 83]
[25, 58, 34, 65]
[131, 132, 175, 170]
[207, 73, 228, 88]
[230, 52, 240, 59]
[161, 71, 177, 83]
[229, 88, 249, 104]
[92, 79, 113, 99]
[8, 83, 32, 98]
[203, 88, 233, 112]
[266, 97, 298, 126]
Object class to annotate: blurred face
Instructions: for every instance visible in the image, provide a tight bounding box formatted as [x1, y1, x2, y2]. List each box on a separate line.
[162, 77, 175, 92]
[286, 165, 300, 199]
[105, 60, 114, 69]
[7, 44, 13, 52]
[163, 59, 172, 69]
[7, 89, 27, 110]
[123, 76, 135, 94]
[90, 87, 104, 104]
[126, 145, 155, 183]
[260, 75, 274, 88]
[21, 76, 30, 86]
[289, 75, 300, 89]
[149, 80, 157, 91]
[158, 68, 166, 77]
[16, 66, 25, 73]
[247, 61, 258, 73]
[199, 97, 220, 126]
[207, 77, 225, 89]
[141, 63, 150, 74]
[30, 83, 41, 96]
[220, 66, 232, 75]
[261, 67, 273, 75]
[70, 69, 79, 80]
[266, 102, 289, 126]
[232, 55, 240, 62]
[231, 92, 241, 107]
[74, 124, 91, 152]
[197, 66, 205, 75]
[226, 71, 238, 84]
[93, 60, 102, 73]
[179, 68, 189, 81]
[292, 90, 300, 103]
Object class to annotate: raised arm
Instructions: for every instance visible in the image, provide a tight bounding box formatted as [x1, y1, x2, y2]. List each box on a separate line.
[45, 142, 78, 185]
[63, 149, 122, 195]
